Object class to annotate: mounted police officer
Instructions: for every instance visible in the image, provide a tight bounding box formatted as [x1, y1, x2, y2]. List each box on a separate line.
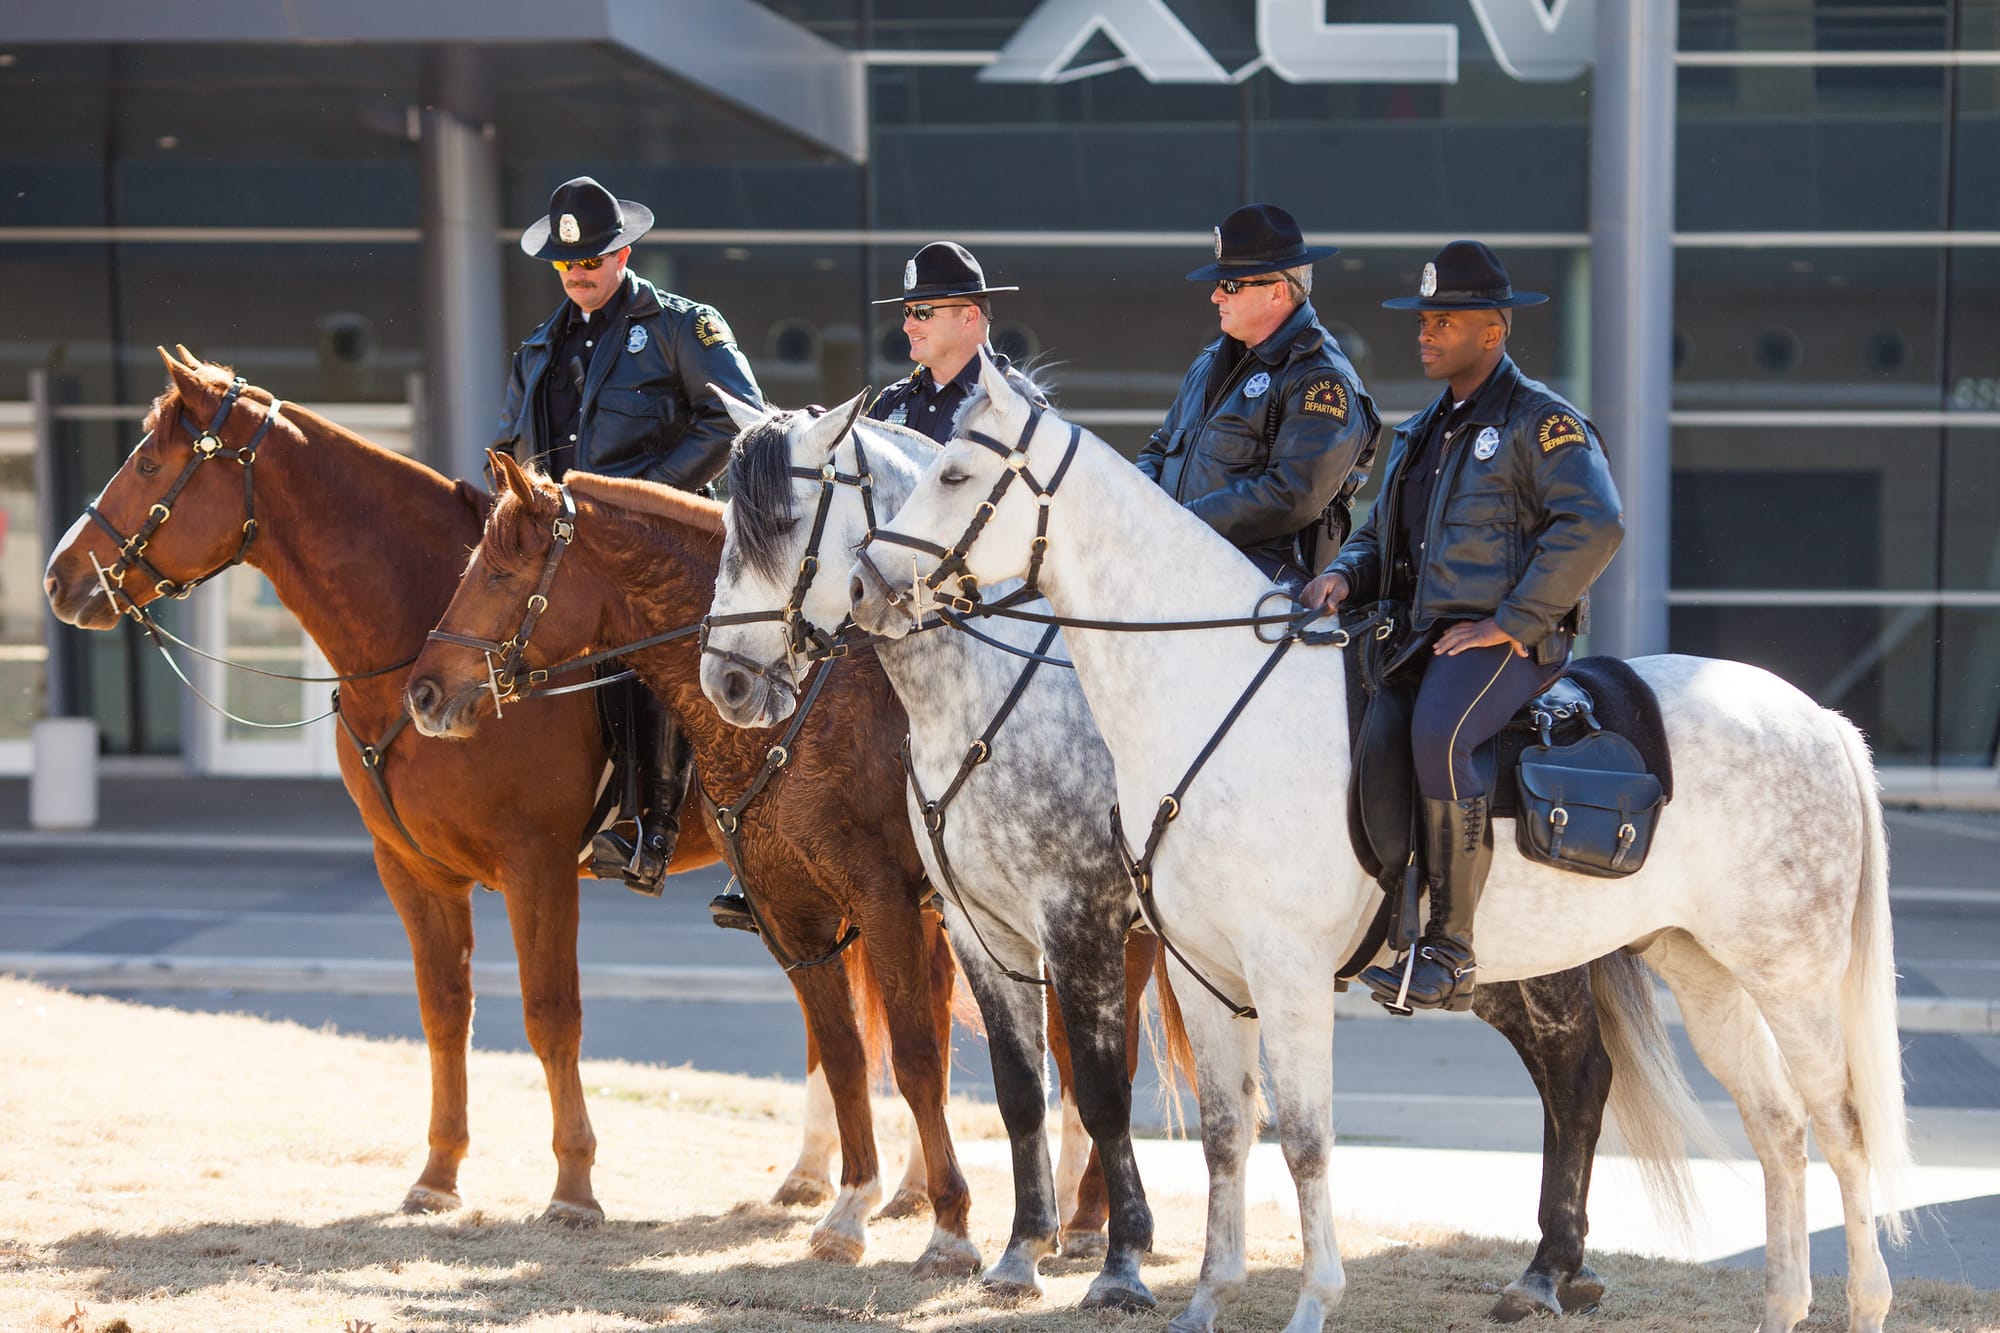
[1302, 241, 1624, 1013]
[869, 242, 1030, 444]
[498, 176, 765, 906]
[1138, 203, 1380, 588]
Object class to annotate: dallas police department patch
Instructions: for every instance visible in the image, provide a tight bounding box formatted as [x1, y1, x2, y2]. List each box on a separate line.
[1244, 371, 1271, 399]
[1474, 426, 1501, 460]
[1536, 411, 1588, 453]
[1301, 376, 1349, 421]
[625, 325, 648, 354]
[694, 311, 732, 348]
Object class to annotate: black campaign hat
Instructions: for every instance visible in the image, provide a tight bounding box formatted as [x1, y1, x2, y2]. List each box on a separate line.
[519, 176, 655, 261]
[872, 241, 1019, 304]
[1184, 203, 1337, 282]
[1382, 239, 1548, 310]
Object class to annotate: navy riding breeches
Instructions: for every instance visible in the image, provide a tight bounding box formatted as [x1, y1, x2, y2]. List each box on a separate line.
[1411, 639, 1561, 801]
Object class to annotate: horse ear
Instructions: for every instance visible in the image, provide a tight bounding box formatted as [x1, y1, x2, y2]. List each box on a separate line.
[487, 449, 535, 504]
[808, 390, 869, 452]
[976, 345, 1016, 407]
[174, 343, 202, 368]
[160, 346, 208, 404]
[711, 384, 770, 435]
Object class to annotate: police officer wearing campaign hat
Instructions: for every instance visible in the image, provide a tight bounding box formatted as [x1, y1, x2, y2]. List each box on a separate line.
[1138, 203, 1381, 586]
[869, 242, 1034, 444]
[497, 176, 766, 908]
[1302, 240, 1624, 1014]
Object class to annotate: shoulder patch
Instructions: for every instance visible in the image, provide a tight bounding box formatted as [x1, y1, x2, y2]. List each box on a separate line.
[1536, 410, 1588, 453]
[1300, 376, 1350, 422]
[694, 310, 733, 348]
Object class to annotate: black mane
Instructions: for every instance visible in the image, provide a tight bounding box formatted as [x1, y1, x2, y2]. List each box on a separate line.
[725, 412, 804, 582]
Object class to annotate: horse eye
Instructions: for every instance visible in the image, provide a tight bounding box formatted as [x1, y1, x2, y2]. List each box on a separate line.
[940, 470, 969, 488]
[134, 457, 160, 477]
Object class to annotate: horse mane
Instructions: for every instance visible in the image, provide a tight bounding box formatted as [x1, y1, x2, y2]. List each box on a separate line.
[950, 356, 1059, 438]
[567, 471, 725, 536]
[486, 468, 723, 586]
[725, 411, 809, 582]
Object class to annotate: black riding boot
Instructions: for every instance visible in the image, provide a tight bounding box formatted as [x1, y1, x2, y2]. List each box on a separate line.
[1360, 795, 1491, 1014]
[590, 696, 689, 897]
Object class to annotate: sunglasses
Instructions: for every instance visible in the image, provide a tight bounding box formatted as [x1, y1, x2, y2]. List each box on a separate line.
[903, 302, 973, 321]
[550, 256, 608, 273]
[1214, 277, 1285, 295]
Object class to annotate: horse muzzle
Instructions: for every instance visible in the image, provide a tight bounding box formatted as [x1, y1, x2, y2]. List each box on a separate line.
[405, 672, 488, 740]
[42, 557, 121, 631]
[847, 557, 919, 640]
[699, 653, 796, 730]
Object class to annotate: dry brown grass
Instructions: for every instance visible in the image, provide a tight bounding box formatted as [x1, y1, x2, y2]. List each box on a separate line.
[1, 975, 1995, 1332]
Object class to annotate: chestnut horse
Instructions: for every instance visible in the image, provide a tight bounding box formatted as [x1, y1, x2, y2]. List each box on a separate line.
[39, 350, 914, 1225]
[406, 454, 980, 1274]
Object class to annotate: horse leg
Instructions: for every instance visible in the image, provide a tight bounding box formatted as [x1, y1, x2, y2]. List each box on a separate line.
[377, 854, 476, 1215]
[498, 865, 601, 1225]
[775, 1020, 840, 1207]
[788, 956, 884, 1264]
[1255, 973, 1344, 1333]
[1165, 961, 1261, 1333]
[880, 911, 954, 1219]
[939, 904, 1058, 1296]
[1057, 930, 1159, 1261]
[856, 892, 979, 1277]
[1644, 931, 1814, 1332]
[1471, 973, 1608, 1320]
[1048, 912, 1157, 1313]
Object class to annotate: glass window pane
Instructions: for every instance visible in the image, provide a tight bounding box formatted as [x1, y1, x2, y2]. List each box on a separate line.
[1669, 604, 1940, 765]
[1673, 426, 1940, 591]
[1943, 428, 2000, 592]
[1672, 248, 1944, 410]
[1940, 608, 2000, 767]
[1944, 249, 2000, 412]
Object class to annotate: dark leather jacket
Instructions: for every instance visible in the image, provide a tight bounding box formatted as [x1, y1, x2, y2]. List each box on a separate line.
[496, 273, 762, 489]
[1324, 356, 1623, 666]
[1137, 300, 1380, 579]
[868, 350, 1037, 445]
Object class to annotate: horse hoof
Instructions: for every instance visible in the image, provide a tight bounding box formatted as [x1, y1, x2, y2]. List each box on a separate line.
[1558, 1266, 1605, 1312]
[809, 1226, 866, 1264]
[1167, 1309, 1216, 1333]
[771, 1173, 837, 1208]
[1081, 1277, 1157, 1312]
[874, 1187, 930, 1220]
[978, 1268, 1045, 1301]
[1058, 1227, 1108, 1260]
[540, 1200, 604, 1228]
[400, 1185, 461, 1215]
[913, 1233, 982, 1279]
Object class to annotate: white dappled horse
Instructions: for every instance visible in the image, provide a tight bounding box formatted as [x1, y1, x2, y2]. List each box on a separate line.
[848, 350, 1910, 1333]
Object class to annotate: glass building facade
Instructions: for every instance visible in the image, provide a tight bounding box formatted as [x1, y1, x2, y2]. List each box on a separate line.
[2, 0, 1995, 779]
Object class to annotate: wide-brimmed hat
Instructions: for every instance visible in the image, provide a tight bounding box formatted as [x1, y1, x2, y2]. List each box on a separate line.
[1184, 203, 1337, 282]
[1382, 239, 1548, 310]
[519, 177, 655, 261]
[872, 241, 1019, 305]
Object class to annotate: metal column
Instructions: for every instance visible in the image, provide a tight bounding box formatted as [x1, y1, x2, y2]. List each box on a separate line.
[1588, 0, 1677, 658]
[419, 50, 504, 483]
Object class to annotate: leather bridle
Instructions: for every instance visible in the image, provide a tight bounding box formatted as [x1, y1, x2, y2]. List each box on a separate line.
[86, 376, 286, 613]
[699, 398, 875, 695]
[859, 401, 1080, 622]
[425, 485, 578, 709]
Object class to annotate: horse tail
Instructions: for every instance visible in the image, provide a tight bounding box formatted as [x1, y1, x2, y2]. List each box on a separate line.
[1833, 713, 1913, 1242]
[842, 935, 894, 1093]
[1592, 950, 1719, 1240]
[1148, 944, 1198, 1137]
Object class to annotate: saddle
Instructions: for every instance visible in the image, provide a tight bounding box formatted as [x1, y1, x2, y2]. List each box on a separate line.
[1342, 611, 1673, 892]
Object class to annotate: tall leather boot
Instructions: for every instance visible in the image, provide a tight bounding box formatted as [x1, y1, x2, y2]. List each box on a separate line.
[1361, 795, 1492, 1014]
[590, 689, 687, 896]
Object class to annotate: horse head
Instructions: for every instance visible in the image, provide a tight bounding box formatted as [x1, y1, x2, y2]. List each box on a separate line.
[849, 348, 1065, 639]
[702, 388, 925, 728]
[44, 346, 294, 630]
[406, 451, 608, 739]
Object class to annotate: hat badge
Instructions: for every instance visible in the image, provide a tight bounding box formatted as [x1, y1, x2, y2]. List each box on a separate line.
[558, 213, 581, 246]
[904, 259, 917, 291]
[1420, 263, 1438, 298]
[1213, 226, 1223, 259]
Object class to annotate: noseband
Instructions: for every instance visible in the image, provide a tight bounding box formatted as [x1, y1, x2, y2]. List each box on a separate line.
[699, 397, 875, 695]
[425, 486, 577, 709]
[86, 376, 286, 612]
[861, 402, 1080, 619]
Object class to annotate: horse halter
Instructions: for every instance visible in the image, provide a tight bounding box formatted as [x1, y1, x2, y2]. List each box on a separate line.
[700, 398, 876, 694]
[425, 486, 578, 711]
[85, 376, 285, 613]
[861, 401, 1080, 619]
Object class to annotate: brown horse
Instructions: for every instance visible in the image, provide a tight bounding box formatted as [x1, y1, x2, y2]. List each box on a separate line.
[406, 454, 989, 1274]
[38, 349, 906, 1226]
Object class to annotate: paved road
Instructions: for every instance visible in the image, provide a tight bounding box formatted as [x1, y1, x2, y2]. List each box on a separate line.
[3, 776, 1998, 1286]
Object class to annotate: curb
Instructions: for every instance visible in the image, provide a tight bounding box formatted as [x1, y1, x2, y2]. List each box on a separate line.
[6, 953, 1993, 1034]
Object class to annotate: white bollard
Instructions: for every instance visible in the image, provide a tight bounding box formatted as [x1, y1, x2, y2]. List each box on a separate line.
[30, 717, 100, 830]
